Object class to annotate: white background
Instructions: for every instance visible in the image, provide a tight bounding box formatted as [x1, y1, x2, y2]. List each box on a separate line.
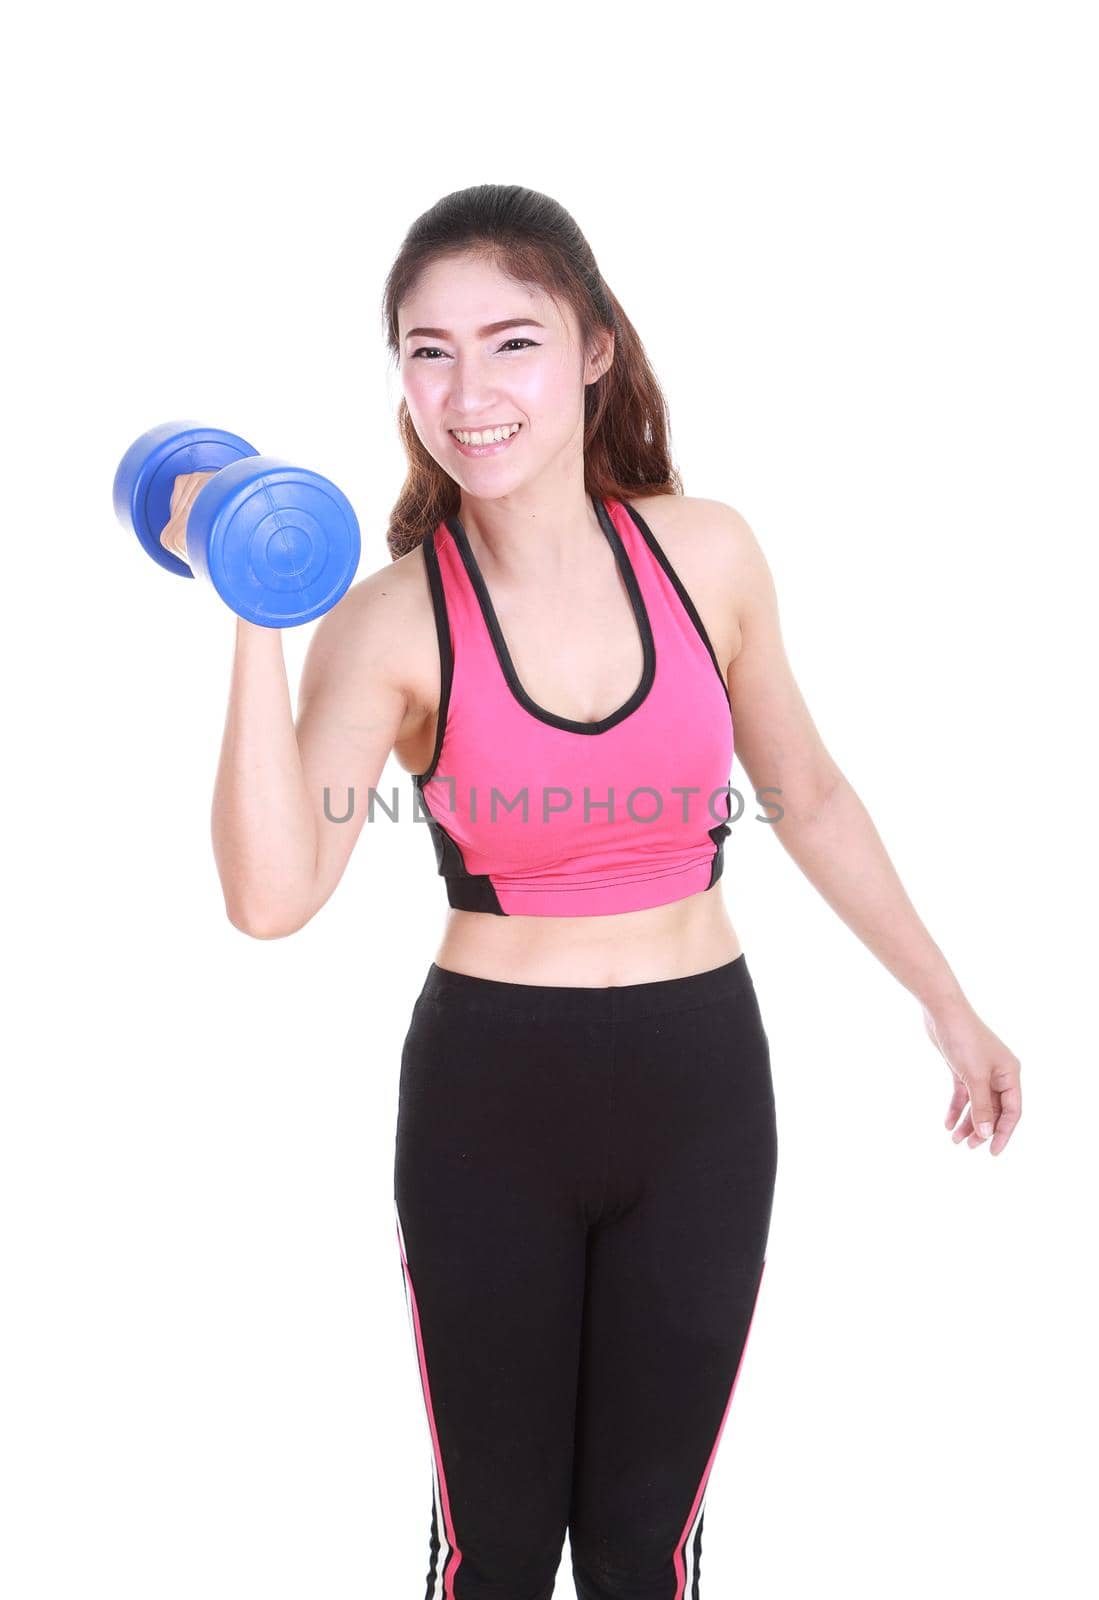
[2, 2, 1094, 1596]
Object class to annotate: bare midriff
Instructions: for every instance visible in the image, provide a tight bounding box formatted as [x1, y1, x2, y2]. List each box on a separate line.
[430, 881, 743, 987]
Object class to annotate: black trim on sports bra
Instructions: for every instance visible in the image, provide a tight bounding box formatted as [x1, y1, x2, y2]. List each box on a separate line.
[444, 494, 657, 736]
[413, 530, 506, 913]
[415, 527, 453, 785]
[621, 501, 733, 719]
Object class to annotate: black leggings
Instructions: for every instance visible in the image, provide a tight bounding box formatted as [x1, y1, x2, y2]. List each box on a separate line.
[393, 953, 778, 1600]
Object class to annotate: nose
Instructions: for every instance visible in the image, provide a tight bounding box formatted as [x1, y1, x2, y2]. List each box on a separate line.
[446, 356, 505, 418]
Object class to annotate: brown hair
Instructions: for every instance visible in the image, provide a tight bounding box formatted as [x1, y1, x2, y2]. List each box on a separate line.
[380, 184, 683, 561]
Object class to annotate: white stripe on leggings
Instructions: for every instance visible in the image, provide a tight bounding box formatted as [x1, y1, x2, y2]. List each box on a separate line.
[683, 1492, 705, 1600]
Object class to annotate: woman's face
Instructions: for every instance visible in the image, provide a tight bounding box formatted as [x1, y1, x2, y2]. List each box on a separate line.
[397, 253, 609, 497]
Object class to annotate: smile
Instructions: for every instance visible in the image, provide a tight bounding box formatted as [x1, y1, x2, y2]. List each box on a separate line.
[449, 424, 522, 458]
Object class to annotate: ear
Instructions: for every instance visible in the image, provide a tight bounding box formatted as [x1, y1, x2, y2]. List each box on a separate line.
[587, 330, 615, 383]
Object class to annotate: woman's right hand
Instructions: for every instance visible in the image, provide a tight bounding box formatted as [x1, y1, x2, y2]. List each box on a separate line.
[160, 470, 218, 564]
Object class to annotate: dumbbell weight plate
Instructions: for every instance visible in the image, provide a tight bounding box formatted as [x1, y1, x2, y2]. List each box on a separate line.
[187, 455, 361, 628]
[113, 420, 260, 578]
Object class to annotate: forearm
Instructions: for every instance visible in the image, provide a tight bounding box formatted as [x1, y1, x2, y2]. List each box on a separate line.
[769, 774, 967, 1012]
[211, 619, 318, 934]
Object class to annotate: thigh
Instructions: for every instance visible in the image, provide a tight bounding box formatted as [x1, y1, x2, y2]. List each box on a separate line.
[568, 964, 778, 1600]
[393, 985, 609, 1600]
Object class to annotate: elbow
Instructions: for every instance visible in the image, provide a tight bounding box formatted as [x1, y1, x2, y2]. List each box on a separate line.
[769, 767, 845, 830]
[801, 768, 846, 825]
[224, 899, 311, 940]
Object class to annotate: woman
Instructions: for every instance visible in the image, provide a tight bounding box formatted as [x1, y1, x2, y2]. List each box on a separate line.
[194, 185, 1022, 1600]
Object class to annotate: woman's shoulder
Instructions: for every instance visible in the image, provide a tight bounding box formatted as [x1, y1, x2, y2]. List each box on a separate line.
[624, 490, 755, 560]
[625, 491, 759, 598]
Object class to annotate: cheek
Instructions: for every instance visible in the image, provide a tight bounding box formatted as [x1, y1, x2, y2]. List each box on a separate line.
[403, 387, 447, 445]
[401, 366, 431, 410]
[524, 360, 577, 416]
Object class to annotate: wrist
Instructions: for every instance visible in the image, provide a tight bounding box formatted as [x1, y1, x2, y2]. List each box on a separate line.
[917, 978, 969, 1019]
[905, 953, 966, 1013]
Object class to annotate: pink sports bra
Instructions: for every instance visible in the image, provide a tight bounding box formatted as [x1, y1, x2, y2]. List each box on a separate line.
[413, 495, 734, 917]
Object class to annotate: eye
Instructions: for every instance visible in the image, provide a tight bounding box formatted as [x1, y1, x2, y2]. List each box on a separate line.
[410, 338, 540, 360]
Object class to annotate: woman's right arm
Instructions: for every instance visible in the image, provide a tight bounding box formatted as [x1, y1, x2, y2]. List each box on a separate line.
[211, 568, 418, 937]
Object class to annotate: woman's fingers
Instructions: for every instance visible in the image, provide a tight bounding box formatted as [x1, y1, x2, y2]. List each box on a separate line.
[947, 1070, 1021, 1154]
[987, 1079, 1022, 1156]
[945, 1078, 969, 1131]
[161, 471, 218, 561]
[966, 1075, 999, 1143]
[927, 1002, 1022, 1156]
[951, 1107, 974, 1143]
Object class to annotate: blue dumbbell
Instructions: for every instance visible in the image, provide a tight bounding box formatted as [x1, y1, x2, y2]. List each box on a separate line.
[113, 421, 361, 627]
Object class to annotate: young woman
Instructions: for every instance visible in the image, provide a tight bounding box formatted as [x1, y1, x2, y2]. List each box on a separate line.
[199, 185, 1022, 1600]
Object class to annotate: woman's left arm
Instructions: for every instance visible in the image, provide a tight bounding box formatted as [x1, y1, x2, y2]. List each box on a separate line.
[717, 503, 1022, 1157]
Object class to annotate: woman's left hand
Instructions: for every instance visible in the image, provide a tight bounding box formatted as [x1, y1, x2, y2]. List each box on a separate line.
[921, 999, 1022, 1156]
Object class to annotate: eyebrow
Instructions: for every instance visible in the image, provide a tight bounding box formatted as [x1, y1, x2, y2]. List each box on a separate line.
[403, 317, 546, 342]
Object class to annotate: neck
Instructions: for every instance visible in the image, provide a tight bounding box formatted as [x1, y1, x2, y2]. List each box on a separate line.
[456, 471, 606, 584]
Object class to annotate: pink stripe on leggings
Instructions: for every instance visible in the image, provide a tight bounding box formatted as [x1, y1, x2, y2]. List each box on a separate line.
[672, 1257, 768, 1600]
[395, 1209, 463, 1598]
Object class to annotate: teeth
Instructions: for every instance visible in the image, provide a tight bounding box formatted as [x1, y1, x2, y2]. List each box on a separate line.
[452, 423, 521, 445]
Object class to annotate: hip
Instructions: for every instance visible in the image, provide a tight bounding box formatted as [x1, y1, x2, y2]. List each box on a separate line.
[396, 949, 777, 1218]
